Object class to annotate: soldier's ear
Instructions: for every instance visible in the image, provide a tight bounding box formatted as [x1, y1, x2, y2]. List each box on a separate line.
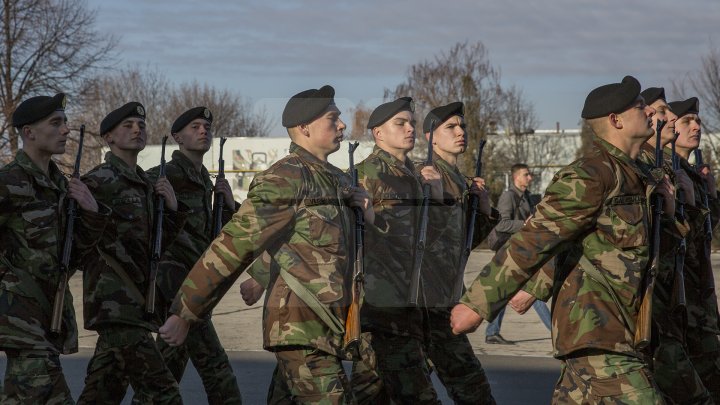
[21, 125, 33, 140]
[609, 113, 622, 129]
[299, 124, 310, 137]
[171, 132, 181, 145]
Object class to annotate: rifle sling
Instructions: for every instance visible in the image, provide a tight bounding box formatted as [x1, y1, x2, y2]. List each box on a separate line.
[279, 267, 345, 335]
[578, 254, 636, 334]
[97, 249, 146, 304]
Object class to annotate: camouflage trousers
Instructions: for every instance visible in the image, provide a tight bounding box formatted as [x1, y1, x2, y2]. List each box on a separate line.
[552, 352, 664, 404]
[152, 318, 242, 404]
[686, 331, 720, 404]
[77, 326, 182, 405]
[2, 349, 74, 405]
[350, 331, 440, 405]
[425, 308, 496, 405]
[652, 334, 712, 404]
[274, 346, 354, 404]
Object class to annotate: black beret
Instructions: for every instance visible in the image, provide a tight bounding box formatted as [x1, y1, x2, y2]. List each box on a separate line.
[172, 107, 213, 134]
[100, 102, 146, 135]
[668, 97, 699, 119]
[640, 87, 665, 105]
[282, 85, 335, 128]
[12, 93, 67, 128]
[366, 97, 414, 129]
[423, 102, 464, 133]
[581, 76, 641, 119]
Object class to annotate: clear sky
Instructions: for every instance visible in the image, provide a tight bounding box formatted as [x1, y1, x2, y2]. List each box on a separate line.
[89, 0, 720, 135]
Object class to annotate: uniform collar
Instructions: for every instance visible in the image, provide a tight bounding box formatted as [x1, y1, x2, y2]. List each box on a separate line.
[372, 145, 415, 173]
[104, 151, 149, 184]
[170, 150, 210, 185]
[15, 149, 65, 191]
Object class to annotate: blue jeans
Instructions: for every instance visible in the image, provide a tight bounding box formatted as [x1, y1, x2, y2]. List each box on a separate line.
[485, 301, 552, 336]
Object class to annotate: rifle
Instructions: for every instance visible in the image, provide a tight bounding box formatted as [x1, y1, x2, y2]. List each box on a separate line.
[146, 136, 168, 318]
[344, 141, 364, 354]
[408, 120, 434, 306]
[671, 136, 687, 318]
[634, 119, 665, 349]
[453, 139, 487, 301]
[50, 125, 85, 335]
[693, 149, 716, 295]
[212, 137, 228, 238]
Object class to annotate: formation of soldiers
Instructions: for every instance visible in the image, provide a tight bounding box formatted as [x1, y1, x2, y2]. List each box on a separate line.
[0, 75, 718, 404]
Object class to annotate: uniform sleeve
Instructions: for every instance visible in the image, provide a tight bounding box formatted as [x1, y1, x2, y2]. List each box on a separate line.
[493, 191, 524, 233]
[71, 203, 111, 267]
[461, 163, 607, 320]
[470, 207, 499, 249]
[170, 171, 297, 321]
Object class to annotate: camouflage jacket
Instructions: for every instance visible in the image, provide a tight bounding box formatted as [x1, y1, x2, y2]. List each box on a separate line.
[420, 153, 497, 307]
[356, 146, 431, 339]
[81, 152, 187, 332]
[0, 150, 109, 354]
[677, 156, 720, 334]
[461, 137, 688, 359]
[170, 143, 355, 358]
[147, 150, 238, 303]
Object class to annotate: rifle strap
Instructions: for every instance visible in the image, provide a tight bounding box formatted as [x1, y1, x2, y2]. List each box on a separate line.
[578, 255, 636, 334]
[279, 267, 345, 335]
[0, 255, 52, 313]
[97, 249, 146, 304]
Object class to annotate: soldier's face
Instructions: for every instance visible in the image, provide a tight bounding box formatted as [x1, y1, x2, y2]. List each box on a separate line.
[431, 115, 466, 155]
[23, 111, 69, 155]
[306, 105, 345, 154]
[375, 110, 415, 153]
[649, 99, 677, 145]
[106, 117, 147, 152]
[675, 113, 702, 150]
[513, 168, 532, 189]
[175, 118, 212, 153]
[617, 97, 655, 140]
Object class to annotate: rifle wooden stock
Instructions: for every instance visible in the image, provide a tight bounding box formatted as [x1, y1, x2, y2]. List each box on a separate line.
[634, 120, 665, 349]
[453, 139, 486, 301]
[51, 125, 85, 335]
[344, 141, 364, 353]
[212, 137, 228, 238]
[408, 121, 435, 306]
[146, 136, 168, 318]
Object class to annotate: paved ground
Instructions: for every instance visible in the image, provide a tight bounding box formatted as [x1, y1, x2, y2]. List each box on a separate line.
[2, 250, 719, 404]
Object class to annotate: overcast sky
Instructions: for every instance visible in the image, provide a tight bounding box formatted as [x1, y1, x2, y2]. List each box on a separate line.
[89, 0, 720, 135]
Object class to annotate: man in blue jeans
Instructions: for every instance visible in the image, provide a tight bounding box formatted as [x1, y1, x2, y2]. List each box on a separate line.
[485, 163, 552, 344]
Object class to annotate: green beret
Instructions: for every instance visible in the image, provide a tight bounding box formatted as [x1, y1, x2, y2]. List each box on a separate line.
[172, 107, 213, 134]
[282, 85, 335, 128]
[101, 102, 146, 135]
[640, 87, 665, 105]
[366, 97, 414, 129]
[12, 93, 67, 128]
[668, 97, 699, 118]
[581, 76, 641, 119]
[423, 102, 464, 133]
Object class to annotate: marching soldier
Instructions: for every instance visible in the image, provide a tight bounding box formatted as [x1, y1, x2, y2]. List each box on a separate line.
[350, 97, 444, 404]
[78, 102, 186, 404]
[0, 94, 108, 404]
[667, 97, 720, 401]
[451, 76, 685, 403]
[141, 107, 243, 403]
[159, 85, 375, 404]
[420, 102, 498, 404]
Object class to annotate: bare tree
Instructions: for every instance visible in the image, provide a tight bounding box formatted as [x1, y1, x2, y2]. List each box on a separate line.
[497, 86, 540, 165]
[0, 0, 116, 163]
[347, 101, 372, 141]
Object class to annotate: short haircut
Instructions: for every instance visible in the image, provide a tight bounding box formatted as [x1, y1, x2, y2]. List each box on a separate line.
[511, 163, 529, 176]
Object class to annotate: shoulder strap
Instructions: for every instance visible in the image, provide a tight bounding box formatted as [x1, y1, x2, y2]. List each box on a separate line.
[279, 267, 345, 335]
[578, 254, 636, 333]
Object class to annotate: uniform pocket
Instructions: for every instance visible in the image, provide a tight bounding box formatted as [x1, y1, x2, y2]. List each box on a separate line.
[21, 203, 57, 250]
[599, 201, 647, 249]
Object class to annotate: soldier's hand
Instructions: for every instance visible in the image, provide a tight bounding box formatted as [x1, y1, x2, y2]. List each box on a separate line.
[159, 315, 190, 346]
[68, 178, 99, 213]
[420, 165, 443, 201]
[675, 169, 695, 207]
[344, 186, 375, 225]
[509, 290, 536, 315]
[154, 178, 178, 211]
[656, 175, 676, 216]
[699, 165, 718, 198]
[215, 177, 234, 206]
[450, 303, 483, 335]
[470, 177, 492, 216]
[240, 278, 265, 306]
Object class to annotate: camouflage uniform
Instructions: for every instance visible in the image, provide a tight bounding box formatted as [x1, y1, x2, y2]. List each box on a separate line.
[350, 146, 440, 404]
[78, 151, 186, 405]
[170, 143, 356, 404]
[143, 150, 243, 404]
[461, 137, 688, 404]
[0, 150, 109, 404]
[676, 156, 720, 402]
